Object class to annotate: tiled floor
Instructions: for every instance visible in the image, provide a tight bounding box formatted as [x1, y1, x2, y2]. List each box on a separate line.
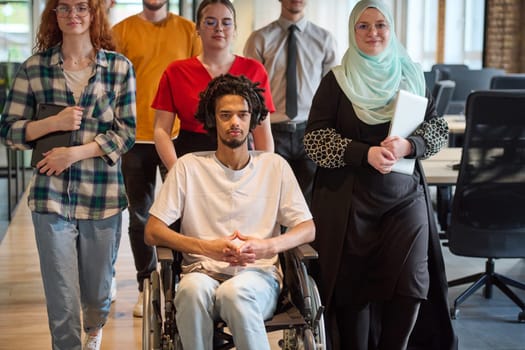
[443, 249, 525, 349]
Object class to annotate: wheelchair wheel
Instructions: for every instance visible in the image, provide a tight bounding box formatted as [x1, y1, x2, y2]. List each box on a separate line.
[142, 276, 151, 350]
[172, 332, 183, 350]
[279, 276, 326, 350]
[307, 276, 326, 349]
[302, 328, 316, 350]
[142, 271, 161, 350]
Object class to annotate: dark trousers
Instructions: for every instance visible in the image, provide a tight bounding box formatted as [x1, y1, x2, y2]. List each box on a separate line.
[271, 125, 316, 206]
[121, 143, 170, 291]
[334, 296, 421, 350]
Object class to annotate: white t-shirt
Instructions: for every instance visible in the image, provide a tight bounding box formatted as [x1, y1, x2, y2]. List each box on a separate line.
[149, 151, 312, 283]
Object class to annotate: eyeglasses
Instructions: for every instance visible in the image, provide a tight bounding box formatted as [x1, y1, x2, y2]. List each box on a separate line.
[202, 17, 234, 29]
[53, 4, 90, 17]
[355, 22, 389, 34]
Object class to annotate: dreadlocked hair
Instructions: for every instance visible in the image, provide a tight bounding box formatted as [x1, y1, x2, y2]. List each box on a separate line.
[195, 74, 269, 137]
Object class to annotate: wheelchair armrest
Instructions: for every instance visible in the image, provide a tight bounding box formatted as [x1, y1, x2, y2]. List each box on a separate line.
[156, 246, 174, 263]
[290, 243, 318, 261]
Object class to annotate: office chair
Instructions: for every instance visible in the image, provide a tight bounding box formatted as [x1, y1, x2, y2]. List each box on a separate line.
[445, 68, 505, 114]
[424, 69, 444, 92]
[432, 80, 455, 117]
[431, 64, 469, 80]
[446, 90, 525, 322]
[142, 245, 327, 349]
[490, 74, 525, 89]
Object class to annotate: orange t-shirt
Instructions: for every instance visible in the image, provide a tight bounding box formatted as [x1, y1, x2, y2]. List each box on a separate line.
[112, 13, 202, 142]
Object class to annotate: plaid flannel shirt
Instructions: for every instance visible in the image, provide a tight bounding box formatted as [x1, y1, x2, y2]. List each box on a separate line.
[0, 46, 136, 220]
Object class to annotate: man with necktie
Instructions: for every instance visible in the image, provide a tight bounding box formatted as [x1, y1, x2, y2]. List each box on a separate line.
[244, 0, 337, 205]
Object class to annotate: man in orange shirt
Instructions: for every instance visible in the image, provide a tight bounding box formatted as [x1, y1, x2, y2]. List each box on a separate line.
[112, 0, 201, 317]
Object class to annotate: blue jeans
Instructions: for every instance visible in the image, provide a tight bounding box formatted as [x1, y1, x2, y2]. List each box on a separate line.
[111, 223, 121, 278]
[32, 212, 120, 350]
[174, 270, 280, 350]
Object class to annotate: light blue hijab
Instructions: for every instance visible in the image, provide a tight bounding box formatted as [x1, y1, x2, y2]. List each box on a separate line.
[332, 0, 425, 125]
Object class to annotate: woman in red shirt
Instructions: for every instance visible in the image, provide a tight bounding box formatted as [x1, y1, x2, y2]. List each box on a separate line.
[152, 0, 275, 169]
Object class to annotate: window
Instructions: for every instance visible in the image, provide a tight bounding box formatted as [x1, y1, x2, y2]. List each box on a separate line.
[0, 0, 30, 112]
[0, 0, 189, 60]
[0, 0, 31, 62]
[0, 0, 488, 71]
[405, 0, 438, 70]
[462, 0, 485, 68]
[404, 0, 485, 69]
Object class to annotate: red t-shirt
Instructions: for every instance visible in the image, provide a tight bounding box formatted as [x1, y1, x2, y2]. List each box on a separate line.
[152, 55, 275, 134]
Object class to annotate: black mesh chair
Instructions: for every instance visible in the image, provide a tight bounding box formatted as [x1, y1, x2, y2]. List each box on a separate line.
[490, 74, 525, 90]
[446, 90, 525, 322]
[432, 80, 455, 117]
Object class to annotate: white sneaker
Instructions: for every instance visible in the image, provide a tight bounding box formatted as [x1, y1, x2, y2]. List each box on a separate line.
[133, 291, 144, 317]
[110, 277, 117, 303]
[83, 329, 102, 350]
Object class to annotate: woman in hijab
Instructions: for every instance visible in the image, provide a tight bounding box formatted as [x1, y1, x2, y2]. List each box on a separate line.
[304, 1, 457, 349]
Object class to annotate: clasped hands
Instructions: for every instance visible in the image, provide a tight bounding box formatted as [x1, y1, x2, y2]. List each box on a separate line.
[368, 135, 412, 174]
[208, 231, 273, 266]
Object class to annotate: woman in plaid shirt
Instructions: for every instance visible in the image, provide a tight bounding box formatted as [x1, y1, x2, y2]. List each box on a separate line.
[0, 0, 136, 349]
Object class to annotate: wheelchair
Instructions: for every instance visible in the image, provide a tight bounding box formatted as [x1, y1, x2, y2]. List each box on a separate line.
[142, 244, 326, 350]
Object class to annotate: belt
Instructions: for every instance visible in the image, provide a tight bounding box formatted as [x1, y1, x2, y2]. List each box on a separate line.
[270, 121, 307, 133]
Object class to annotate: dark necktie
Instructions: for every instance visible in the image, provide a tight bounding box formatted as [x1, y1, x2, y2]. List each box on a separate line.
[286, 24, 298, 120]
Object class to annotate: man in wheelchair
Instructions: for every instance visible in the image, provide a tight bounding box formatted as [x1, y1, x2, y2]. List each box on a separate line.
[145, 74, 315, 350]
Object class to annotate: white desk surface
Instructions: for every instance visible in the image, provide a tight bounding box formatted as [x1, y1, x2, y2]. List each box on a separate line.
[421, 147, 462, 185]
[444, 114, 466, 134]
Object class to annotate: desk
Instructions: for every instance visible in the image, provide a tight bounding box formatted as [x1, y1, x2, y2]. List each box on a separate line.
[444, 115, 466, 147]
[444, 115, 466, 135]
[421, 147, 461, 185]
[421, 147, 462, 230]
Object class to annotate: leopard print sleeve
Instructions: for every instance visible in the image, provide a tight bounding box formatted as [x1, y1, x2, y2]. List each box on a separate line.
[304, 128, 351, 168]
[413, 117, 449, 159]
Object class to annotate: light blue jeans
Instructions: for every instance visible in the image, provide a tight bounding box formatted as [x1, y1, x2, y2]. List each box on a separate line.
[111, 223, 122, 278]
[174, 269, 280, 350]
[32, 212, 120, 350]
